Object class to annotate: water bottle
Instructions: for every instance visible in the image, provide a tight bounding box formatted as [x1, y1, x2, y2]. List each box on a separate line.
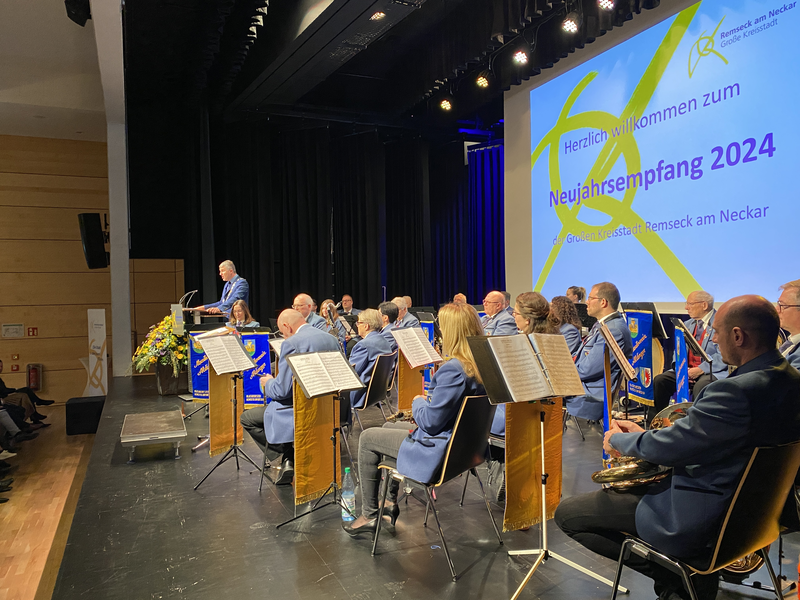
[341, 467, 356, 522]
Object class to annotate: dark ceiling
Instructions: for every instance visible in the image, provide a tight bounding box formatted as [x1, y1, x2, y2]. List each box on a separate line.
[124, 0, 660, 134]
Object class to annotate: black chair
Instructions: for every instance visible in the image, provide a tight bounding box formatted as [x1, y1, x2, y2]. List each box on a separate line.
[610, 441, 800, 600]
[371, 395, 503, 581]
[353, 350, 398, 430]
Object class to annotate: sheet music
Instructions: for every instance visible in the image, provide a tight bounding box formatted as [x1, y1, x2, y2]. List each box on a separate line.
[199, 335, 256, 375]
[196, 326, 235, 339]
[286, 354, 335, 398]
[599, 323, 638, 380]
[487, 335, 552, 402]
[338, 316, 356, 336]
[392, 327, 443, 368]
[269, 339, 284, 356]
[319, 352, 364, 391]
[529, 333, 585, 397]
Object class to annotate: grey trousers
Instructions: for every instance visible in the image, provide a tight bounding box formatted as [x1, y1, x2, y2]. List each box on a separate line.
[357, 422, 413, 518]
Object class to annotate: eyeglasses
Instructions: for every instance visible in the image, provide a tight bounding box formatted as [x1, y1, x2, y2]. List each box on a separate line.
[685, 301, 703, 306]
[483, 300, 501, 305]
[292, 304, 308, 310]
[777, 301, 800, 311]
[586, 295, 601, 301]
[356, 321, 367, 326]
[511, 309, 522, 317]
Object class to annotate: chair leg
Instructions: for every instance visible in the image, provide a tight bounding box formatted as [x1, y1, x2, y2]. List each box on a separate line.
[354, 410, 364, 432]
[424, 492, 431, 527]
[758, 547, 785, 600]
[679, 567, 699, 600]
[371, 471, 391, 556]
[471, 468, 503, 544]
[258, 449, 272, 492]
[459, 470, 470, 507]
[425, 486, 458, 581]
[610, 538, 631, 600]
[378, 402, 389, 421]
[571, 414, 585, 441]
[340, 429, 358, 485]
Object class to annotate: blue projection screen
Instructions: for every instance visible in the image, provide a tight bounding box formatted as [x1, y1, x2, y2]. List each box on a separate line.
[530, 0, 797, 302]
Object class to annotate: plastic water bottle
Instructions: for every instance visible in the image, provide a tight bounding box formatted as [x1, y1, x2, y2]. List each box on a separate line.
[341, 467, 356, 522]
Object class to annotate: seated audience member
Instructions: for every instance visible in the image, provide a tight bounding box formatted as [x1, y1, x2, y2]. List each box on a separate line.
[343, 303, 485, 536]
[550, 296, 584, 355]
[481, 291, 517, 336]
[0, 360, 54, 408]
[378, 302, 399, 353]
[0, 407, 37, 451]
[556, 295, 800, 600]
[453, 293, 467, 304]
[196, 260, 249, 315]
[348, 309, 393, 411]
[489, 292, 557, 499]
[566, 286, 587, 304]
[240, 309, 341, 485]
[292, 293, 327, 330]
[391, 297, 420, 328]
[0, 360, 49, 426]
[340, 294, 361, 316]
[650, 290, 726, 423]
[779, 279, 800, 370]
[228, 300, 260, 328]
[567, 282, 633, 421]
[320, 299, 347, 348]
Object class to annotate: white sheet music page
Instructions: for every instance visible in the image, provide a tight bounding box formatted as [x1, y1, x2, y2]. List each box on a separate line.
[200, 335, 256, 375]
[285, 354, 336, 398]
[488, 335, 551, 401]
[529, 333, 585, 397]
[195, 326, 235, 339]
[392, 327, 443, 368]
[318, 352, 364, 392]
[269, 339, 284, 356]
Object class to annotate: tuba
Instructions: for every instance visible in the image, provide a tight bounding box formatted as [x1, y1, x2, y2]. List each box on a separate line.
[591, 403, 692, 488]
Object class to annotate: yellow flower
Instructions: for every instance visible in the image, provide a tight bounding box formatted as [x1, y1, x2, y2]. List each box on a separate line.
[175, 353, 184, 360]
[149, 356, 157, 363]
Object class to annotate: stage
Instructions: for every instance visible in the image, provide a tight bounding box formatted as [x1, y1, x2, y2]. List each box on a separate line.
[51, 376, 799, 599]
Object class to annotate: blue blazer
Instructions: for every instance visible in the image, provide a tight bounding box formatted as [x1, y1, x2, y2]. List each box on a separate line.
[567, 312, 633, 421]
[482, 310, 517, 336]
[612, 350, 800, 558]
[396, 312, 420, 328]
[206, 275, 249, 313]
[396, 360, 485, 483]
[380, 324, 398, 354]
[490, 403, 506, 437]
[560, 323, 582, 355]
[234, 320, 260, 329]
[262, 324, 342, 444]
[348, 331, 393, 409]
[342, 308, 362, 316]
[306, 312, 327, 331]
[786, 340, 800, 371]
[672, 310, 728, 379]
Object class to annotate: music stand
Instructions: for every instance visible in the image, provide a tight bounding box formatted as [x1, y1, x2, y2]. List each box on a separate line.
[621, 302, 668, 339]
[670, 318, 711, 363]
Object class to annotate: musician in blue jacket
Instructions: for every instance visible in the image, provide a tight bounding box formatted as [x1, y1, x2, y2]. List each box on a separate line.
[240, 309, 341, 485]
[392, 297, 420, 328]
[378, 301, 399, 353]
[566, 282, 633, 421]
[344, 303, 485, 536]
[196, 260, 249, 315]
[550, 295, 583, 355]
[348, 309, 393, 413]
[556, 295, 800, 600]
[481, 291, 517, 336]
[779, 279, 800, 370]
[292, 293, 327, 331]
[650, 290, 727, 422]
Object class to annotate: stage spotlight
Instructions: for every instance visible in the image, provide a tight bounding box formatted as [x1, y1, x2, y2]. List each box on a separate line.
[562, 11, 582, 33]
[513, 50, 529, 65]
[440, 98, 453, 111]
[598, 0, 614, 10]
[369, 11, 386, 20]
[475, 70, 491, 88]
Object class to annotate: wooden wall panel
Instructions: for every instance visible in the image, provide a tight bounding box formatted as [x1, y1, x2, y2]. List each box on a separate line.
[0, 305, 112, 339]
[131, 259, 180, 273]
[0, 240, 109, 274]
[0, 336, 112, 373]
[134, 304, 172, 335]
[0, 172, 108, 209]
[0, 368, 97, 399]
[0, 135, 107, 178]
[0, 206, 107, 241]
[133, 272, 179, 304]
[0, 273, 111, 306]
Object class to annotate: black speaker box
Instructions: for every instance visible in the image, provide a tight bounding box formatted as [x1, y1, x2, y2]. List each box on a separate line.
[78, 213, 108, 269]
[66, 396, 106, 435]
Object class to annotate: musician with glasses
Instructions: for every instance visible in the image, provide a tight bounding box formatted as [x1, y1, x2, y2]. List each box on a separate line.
[555, 295, 800, 600]
[778, 279, 800, 370]
[481, 291, 517, 336]
[292, 293, 327, 331]
[348, 309, 393, 412]
[649, 290, 727, 423]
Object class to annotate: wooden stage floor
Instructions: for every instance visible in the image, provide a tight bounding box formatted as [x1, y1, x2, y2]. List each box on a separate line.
[39, 377, 800, 599]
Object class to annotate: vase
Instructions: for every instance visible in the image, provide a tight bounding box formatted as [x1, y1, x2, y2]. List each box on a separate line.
[155, 362, 180, 396]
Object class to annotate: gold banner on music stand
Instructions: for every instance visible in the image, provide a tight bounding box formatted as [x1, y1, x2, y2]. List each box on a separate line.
[503, 398, 563, 532]
[397, 356, 424, 413]
[293, 382, 341, 505]
[208, 366, 244, 458]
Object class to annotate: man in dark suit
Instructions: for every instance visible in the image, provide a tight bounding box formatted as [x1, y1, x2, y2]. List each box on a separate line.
[779, 279, 800, 370]
[240, 309, 341, 485]
[556, 295, 800, 600]
[650, 290, 728, 422]
[566, 281, 633, 421]
[196, 260, 249, 315]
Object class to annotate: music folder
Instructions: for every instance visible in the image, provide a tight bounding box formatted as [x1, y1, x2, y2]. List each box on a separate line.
[196, 330, 256, 375]
[285, 351, 364, 399]
[598, 323, 638, 381]
[670, 317, 712, 363]
[468, 333, 585, 405]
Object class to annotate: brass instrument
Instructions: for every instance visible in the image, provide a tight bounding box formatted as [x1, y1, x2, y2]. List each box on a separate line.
[591, 403, 692, 488]
[386, 411, 416, 426]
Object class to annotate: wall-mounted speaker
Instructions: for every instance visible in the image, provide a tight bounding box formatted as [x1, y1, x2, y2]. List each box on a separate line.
[78, 213, 109, 269]
[64, 0, 91, 27]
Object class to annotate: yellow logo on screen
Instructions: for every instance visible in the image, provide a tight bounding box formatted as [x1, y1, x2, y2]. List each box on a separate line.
[689, 16, 729, 78]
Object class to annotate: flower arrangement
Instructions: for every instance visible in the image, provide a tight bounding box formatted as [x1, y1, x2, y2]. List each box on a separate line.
[131, 315, 188, 377]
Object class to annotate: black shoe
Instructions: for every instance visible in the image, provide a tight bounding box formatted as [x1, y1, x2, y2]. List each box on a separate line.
[343, 518, 379, 537]
[0, 478, 13, 486]
[381, 502, 400, 526]
[12, 431, 38, 442]
[31, 412, 48, 422]
[0, 497, 7, 504]
[35, 399, 55, 406]
[275, 459, 294, 485]
[0, 483, 11, 492]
